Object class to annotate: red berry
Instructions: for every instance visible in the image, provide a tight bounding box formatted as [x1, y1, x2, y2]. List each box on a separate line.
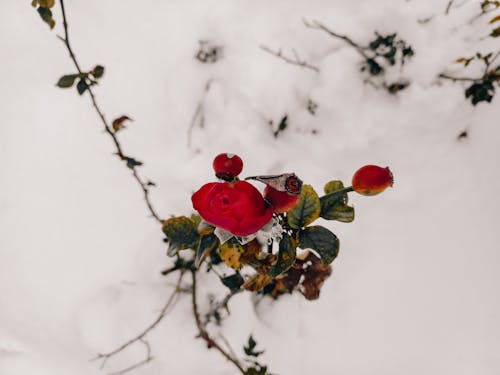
[264, 185, 300, 213]
[212, 153, 243, 181]
[352, 165, 393, 196]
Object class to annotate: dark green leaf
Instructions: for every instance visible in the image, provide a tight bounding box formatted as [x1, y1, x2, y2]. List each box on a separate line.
[244, 335, 265, 357]
[56, 74, 78, 88]
[37, 7, 55, 29]
[194, 233, 219, 268]
[76, 79, 88, 95]
[490, 26, 500, 37]
[465, 81, 495, 105]
[267, 234, 296, 277]
[162, 216, 200, 255]
[287, 184, 320, 229]
[298, 226, 339, 264]
[123, 156, 143, 168]
[320, 181, 354, 222]
[92, 65, 105, 79]
[221, 272, 244, 291]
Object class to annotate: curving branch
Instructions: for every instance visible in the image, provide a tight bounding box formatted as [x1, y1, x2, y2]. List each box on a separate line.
[58, 0, 162, 223]
[191, 270, 246, 374]
[303, 19, 370, 60]
[260, 45, 320, 72]
[92, 271, 184, 373]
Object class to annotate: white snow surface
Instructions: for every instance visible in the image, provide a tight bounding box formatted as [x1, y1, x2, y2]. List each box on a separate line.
[1, 0, 500, 374]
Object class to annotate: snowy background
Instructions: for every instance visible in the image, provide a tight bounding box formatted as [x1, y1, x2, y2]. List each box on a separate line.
[1, 0, 500, 374]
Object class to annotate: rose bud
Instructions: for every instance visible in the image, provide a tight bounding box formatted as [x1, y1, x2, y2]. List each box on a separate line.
[192, 180, 273, 237]
[246, 173, 303, 213]
[352, 165, 393, 196]
[213, 153, 243, 181]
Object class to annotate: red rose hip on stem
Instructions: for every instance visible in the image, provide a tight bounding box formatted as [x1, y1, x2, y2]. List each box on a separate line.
[213, 153, 243, 181]
[352, 165, 393, 196]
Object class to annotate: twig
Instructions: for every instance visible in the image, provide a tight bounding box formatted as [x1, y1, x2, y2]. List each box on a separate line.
[260, 45, 319, 72]
[107, 340, 152, 375]
[445, 0, 455, 14]
[58, 0, 162, 223]
[187, 79, 212, 148]
[191, 270, 246, 374]
[203, 288, 242, 326]
[303, 19, 370, 60]
[438, 73, 478, 82]
[92, 271, 184, 371]
[485, 48, 500, 74]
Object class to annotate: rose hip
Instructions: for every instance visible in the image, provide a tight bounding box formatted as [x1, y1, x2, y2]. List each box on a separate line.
[213, 153, 243, 181]
[352, 165, 393, 196]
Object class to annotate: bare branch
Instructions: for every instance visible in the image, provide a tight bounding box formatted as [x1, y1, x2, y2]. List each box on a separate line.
[107, 340, 152, 375]
[445, 0, 455, 14]
[58, 0, 162, 223]
[260, 45, 319, 72]
[438, 73, 478, 82]
[92, 270, 184, 371]
[191, 270, 246, 374]
[303, 19, 370, 60]
[187, 79, 213, 148]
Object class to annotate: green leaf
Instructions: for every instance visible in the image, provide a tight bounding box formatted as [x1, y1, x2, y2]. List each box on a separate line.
[244, 335, 265, 357]
[123, 156, 143, 168]
[194, 233, 219, 268]
[323, 180, 345, 194]
[490, 26, 500, 37]
[37, 7, 55, 29]
[298, 226, 339, 264]
[76, 79, 88, 95]
[320, 181, 354, 222]
[56, 74, 78, 88]
[287, 184, 320, 229]
[221, 272, 244, 291]
[92, 65, 105, 79]
[267, 234, 296, 277]
[162, 216, 200, 255]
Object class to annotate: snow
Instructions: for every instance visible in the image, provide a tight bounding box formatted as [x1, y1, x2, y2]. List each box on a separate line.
[1, 0, 500, 374]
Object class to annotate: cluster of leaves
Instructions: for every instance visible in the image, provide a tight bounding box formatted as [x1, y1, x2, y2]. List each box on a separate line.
[32, 0, 55, 29]
[56, 65, 105, 95]
[243, 336, 271, 375]
[454, 52, 500, 105]
[360, 32, 414, 94]
[162, 179, 353, 301]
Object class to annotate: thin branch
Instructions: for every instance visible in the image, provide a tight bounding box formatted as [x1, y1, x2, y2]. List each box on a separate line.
[303, 19, 370, 60]
[438, 73, 478, 82]
[187, 79, 212, 148]
[191, 270, 246, 375]
[485, 48, 500, 74]
[260, 45, 319, 72]
[107, 340, 152, 375]
[92, 270, 184, 371]
[59, 0, 162, 223]
[445, 0, 455, 14]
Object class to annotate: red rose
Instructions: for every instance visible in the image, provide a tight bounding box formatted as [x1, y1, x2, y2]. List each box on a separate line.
[192, 181, 274, 237]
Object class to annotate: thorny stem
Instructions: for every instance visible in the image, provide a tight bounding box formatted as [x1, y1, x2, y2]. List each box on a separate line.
[303, 19, 370, 60]
[191, 270, 246, 375]
[260, 45, 320, 72]
[59, 0, 162, 223]
[92, 271, 184, 372]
